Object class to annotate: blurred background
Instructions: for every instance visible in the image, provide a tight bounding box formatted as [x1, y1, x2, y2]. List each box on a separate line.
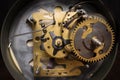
[0, 0, 120, 80]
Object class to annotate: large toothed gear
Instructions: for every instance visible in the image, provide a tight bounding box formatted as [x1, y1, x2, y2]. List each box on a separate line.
[70, 16, 115, 62]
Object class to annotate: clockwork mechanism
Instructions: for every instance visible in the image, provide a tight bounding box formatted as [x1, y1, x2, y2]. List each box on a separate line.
[1, 0, 118, 80]
[31, 6, 85, 77]
[29, 5, 115, 77]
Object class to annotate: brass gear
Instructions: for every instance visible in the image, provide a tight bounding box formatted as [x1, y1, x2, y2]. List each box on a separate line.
[70, 16, 115, 62]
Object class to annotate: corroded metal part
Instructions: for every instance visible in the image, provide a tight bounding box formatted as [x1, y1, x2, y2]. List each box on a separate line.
[70, 16, 115, 62]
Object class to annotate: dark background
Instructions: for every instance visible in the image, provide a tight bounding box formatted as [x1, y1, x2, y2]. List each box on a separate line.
[0, 0, 120, 80]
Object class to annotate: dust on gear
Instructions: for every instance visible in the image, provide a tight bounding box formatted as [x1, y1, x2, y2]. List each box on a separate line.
[70, 16, 115, 62]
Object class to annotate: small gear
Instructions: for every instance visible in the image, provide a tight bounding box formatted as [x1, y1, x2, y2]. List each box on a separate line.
[70, 16, 115, 62]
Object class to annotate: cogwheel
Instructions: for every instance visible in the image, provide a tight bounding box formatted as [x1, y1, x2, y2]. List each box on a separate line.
[70, 16, 115, 62]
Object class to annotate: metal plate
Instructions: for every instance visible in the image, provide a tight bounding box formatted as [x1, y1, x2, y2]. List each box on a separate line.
[1, 0, 118, 80]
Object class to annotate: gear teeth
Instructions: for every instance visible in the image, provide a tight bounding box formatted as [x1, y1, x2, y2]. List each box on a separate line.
[70, 16, 115, 63]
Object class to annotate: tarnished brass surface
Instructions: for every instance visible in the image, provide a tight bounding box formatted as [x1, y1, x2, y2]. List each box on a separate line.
[31, 7, 85, 77]
[70, 16, 114, 62]
[31, 9, 52, 76]
[30, 5, 114, 77]
[35, 59, 84, 77]
[42, 7, 68, 58]
[1, 0, 117, 80]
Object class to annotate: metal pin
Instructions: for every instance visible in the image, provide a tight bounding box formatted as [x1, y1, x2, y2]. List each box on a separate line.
[35, 66, 40, 74]
[92, 37, 102, 46]
[86, 64, 90, 68]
